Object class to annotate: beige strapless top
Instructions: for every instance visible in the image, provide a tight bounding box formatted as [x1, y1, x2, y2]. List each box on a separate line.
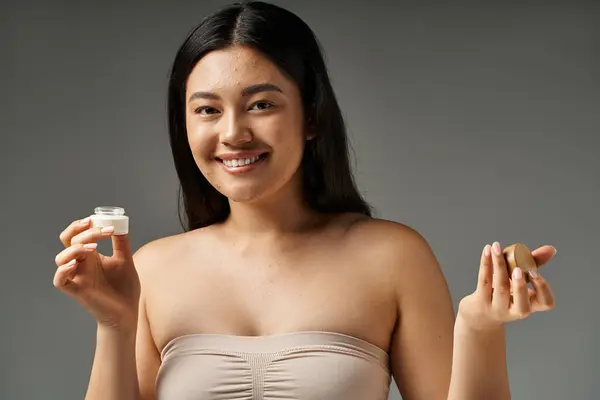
[156, 331, 391, 400]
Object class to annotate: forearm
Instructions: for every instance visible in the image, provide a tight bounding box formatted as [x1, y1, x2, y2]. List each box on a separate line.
[447, 315, 511, 400]
[85, 325, 140, 400]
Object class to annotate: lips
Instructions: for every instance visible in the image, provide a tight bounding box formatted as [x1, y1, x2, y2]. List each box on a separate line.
[216, 150, 268, 161]
[215, 152, 269, 174]
[220, 154, 263, 168]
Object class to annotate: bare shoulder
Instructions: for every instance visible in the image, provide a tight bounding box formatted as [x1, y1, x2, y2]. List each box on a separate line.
[345, 217, 437, 270]
[133, 233, 182, 271]
[345, 216, 428, 248]
[131, 227, 211, 281]
[345, 219, 456, 398]
[343, 216, 452, 301]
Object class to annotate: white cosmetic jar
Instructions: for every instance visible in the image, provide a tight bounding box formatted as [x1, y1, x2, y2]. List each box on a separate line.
[90, 206, 129, 235]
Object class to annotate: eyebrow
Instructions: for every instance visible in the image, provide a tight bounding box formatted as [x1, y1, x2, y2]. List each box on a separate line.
[187, 83, 283, 103]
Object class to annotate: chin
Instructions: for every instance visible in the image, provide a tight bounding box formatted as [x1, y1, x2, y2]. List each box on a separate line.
[200, 159, 300, 205]
[226, 192, 262, 203]
[220, 183, 270, 204]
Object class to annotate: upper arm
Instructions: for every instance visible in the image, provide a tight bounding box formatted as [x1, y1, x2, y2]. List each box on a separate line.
[133, 245, 162, 400]
[386, 225, 455, 400]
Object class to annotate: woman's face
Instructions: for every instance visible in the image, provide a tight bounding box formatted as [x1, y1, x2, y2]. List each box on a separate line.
[185, 45, 309, 204]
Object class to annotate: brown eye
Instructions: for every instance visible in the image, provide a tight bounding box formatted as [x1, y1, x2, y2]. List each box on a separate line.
[249, 101, 273, 111]
[194, 106, 219, 115]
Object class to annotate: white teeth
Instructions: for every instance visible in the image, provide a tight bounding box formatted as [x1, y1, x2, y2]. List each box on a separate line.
[223, 155, 261, 168]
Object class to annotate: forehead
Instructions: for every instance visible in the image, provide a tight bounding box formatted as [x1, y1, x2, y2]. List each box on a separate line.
[186, 45, 291, 93]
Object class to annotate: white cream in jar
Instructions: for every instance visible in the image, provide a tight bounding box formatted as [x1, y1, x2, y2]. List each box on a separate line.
[90, 206, 129, 235]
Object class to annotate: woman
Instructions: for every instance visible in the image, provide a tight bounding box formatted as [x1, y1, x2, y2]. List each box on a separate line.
[53, 2, 557, 399]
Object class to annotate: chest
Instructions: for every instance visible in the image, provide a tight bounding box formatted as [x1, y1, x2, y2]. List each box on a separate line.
[147, 242, 397, 353]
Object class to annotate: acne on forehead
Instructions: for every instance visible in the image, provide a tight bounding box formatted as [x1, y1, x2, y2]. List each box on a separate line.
[187, 47, 288, 93]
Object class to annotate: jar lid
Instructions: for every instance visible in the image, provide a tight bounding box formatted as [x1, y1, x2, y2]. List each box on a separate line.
[503, 243, 537, 282]
[94, 206, 125, 215]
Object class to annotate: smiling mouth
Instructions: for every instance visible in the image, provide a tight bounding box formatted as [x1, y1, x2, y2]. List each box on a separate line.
[216, 153, 269, 168]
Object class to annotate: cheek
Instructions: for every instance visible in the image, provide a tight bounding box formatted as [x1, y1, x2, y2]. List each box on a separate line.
[267, 110, 306, 154]
[280, 135, 305, 161]
[271, 130, 306, 181]
[282, 118, 307, 156]
[186, 121, 216, 163]
[270, 117, 306, 176]
[187, 132, 221, 188]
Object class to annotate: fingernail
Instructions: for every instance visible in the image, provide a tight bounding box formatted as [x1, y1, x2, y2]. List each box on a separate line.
[80, 217, 90, 225]
[484, 244, 491, 257]
[551, 246, 557, 254]
[528, 269, 539, 279]
[513, 267, 523, 280]
[101, 226, 114, 233]
[492, 241, 501, 255]
[65, 259, 77, 267]
[83, 243, 97, 250]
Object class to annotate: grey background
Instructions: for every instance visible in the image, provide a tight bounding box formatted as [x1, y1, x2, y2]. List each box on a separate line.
[2, 0, 598, 399]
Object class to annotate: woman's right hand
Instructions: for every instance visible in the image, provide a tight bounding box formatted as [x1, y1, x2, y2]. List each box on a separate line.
[54, 216, 141, 331]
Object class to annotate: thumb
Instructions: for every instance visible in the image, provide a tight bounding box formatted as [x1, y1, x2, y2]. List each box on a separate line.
[531, 245, 557, 268]
[111, 234, 132, 260]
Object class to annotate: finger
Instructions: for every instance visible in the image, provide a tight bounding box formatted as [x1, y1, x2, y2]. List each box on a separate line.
[491, 241, 511, 311]
[53, 259, 80, 291]
[528, 270, 555, 312]
[111, 234, 132, 260]
[71, 225, 115, 246]
[531, 245, 557, 268]
[59, 217, 92, 247]
[509, 267, 531, 319]
[54, 243, 98, 266]
[476, 244, 493, 299]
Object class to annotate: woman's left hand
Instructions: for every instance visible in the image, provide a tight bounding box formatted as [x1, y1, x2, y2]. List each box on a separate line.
[457, 241, 557, 331]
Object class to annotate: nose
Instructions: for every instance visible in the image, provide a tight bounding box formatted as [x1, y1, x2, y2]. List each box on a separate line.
[219, 111, 253, 146]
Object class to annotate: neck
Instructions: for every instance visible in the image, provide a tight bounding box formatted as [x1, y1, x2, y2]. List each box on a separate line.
[223, 178, 319, 237]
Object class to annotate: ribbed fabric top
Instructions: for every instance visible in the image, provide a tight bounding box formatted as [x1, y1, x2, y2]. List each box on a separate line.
[156, 331, 391, 400]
